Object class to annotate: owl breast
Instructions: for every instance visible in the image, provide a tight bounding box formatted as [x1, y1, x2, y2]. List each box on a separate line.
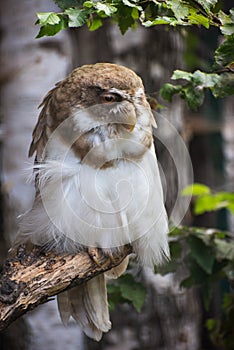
[19, 141, 167, 253]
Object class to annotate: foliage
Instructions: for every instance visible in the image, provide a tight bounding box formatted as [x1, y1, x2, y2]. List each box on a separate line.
[206, 294, 234, 349]
[164, 225, 234, 349]
[107, 273, 146, 312]
[182, 183, 234, 215]
[35, 1, 234, 109]
[108, 183, 234, 348]
[108, 223, 234, 348]
[159, 223, 234, 349]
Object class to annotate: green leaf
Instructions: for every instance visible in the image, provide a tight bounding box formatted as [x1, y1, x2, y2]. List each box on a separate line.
[195, 0, 218, 12]
[65, 8, 90, 27]
[96, 3, 117, 17]
[36, 16, 68, 38]
[181, 183, 211, 196]
[214, 238, 234, 261]
[206, 318, 216, 331]
[54, 0, 84, 10]
[193, 191, 234, 215]
[107, 274, 146, 312]
[214, 37, 234, 68]
[122, 0, 142, 11]
[116, 4, 135, 34]
[83, 1, 94, 8]
[188, 236, 215, 274]
[191, 71, 220, 88]
[180, 257, 209, 287]
[170, 240, 182, 259]
[194, 195, 222, 214]
[88, 17, 103, 31]
[219, 9, 234, 35]
[37, 12, 61, 25]
[131, 7, 139, 20]
[107, 283, 123, 311]
[181, 85, 205, 110]
[171, 70, 192, 81]
[149, 16, 186, 26]
[167, 0, 189, 21]
[212, 73, 234, 98]
[188, 9, 210, 28]
[119, 274, 146, 312]
[160, 83, 182, 102]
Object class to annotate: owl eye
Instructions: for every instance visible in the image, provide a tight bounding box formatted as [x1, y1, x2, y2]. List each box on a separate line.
[100, 93, 121, 104]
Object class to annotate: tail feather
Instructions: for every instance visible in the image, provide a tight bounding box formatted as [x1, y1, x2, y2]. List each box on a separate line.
[57, 290, 71, 325]
[57, 274, 111, 341]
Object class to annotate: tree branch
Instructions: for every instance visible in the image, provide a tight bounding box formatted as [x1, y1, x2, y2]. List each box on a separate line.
[0, 244, 132, 331]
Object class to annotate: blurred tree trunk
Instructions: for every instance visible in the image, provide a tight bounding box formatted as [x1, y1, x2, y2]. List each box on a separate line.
[223, 97, 234, 231]
[70, 23, 201, 350]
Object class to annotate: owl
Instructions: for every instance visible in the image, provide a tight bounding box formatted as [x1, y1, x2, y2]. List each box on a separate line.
[16, 63, 169, 340]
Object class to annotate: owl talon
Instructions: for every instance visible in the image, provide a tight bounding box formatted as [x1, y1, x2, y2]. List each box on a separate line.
[87, 247, 116, 270]
[87, 247, 103, 267]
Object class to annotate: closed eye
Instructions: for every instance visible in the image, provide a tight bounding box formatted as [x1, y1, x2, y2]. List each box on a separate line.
[100, 92, 122, 104]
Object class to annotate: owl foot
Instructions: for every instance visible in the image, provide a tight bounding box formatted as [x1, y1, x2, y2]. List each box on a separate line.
[87, 247, 116, 270]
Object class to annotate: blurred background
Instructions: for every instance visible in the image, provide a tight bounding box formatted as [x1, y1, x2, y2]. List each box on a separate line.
[0, 1, 233, 349]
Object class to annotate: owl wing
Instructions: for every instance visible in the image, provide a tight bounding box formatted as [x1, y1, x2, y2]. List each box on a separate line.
[29, 85, 59, 162]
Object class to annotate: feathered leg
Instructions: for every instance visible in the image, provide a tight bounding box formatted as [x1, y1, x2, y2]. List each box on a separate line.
[57, 274, 111, 341]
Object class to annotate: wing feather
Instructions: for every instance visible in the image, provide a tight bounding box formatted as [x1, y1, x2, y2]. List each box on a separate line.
[29, 85, 59, 161]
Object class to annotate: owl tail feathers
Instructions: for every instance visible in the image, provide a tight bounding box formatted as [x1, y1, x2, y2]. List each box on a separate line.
[57, 274, 111, 341]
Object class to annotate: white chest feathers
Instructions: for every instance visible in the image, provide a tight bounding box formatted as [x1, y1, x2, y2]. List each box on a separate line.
[19, 145, 169, 266]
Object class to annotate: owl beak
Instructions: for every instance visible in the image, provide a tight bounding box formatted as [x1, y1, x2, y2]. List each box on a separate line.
[123, 123, 135, 132]
[122, 114, 136, 132]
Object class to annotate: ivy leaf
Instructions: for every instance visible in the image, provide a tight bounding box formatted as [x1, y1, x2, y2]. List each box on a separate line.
[160, 83, 182, 102]
[65, 8, 90, 27]
[214, 37, 234, 68]
[37, 12, 61, 25]
[181, 183, 211, 196]
[188, 236, 215, 275]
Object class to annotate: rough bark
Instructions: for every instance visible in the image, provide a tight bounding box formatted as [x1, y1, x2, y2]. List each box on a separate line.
[0, 244, 132, 332]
